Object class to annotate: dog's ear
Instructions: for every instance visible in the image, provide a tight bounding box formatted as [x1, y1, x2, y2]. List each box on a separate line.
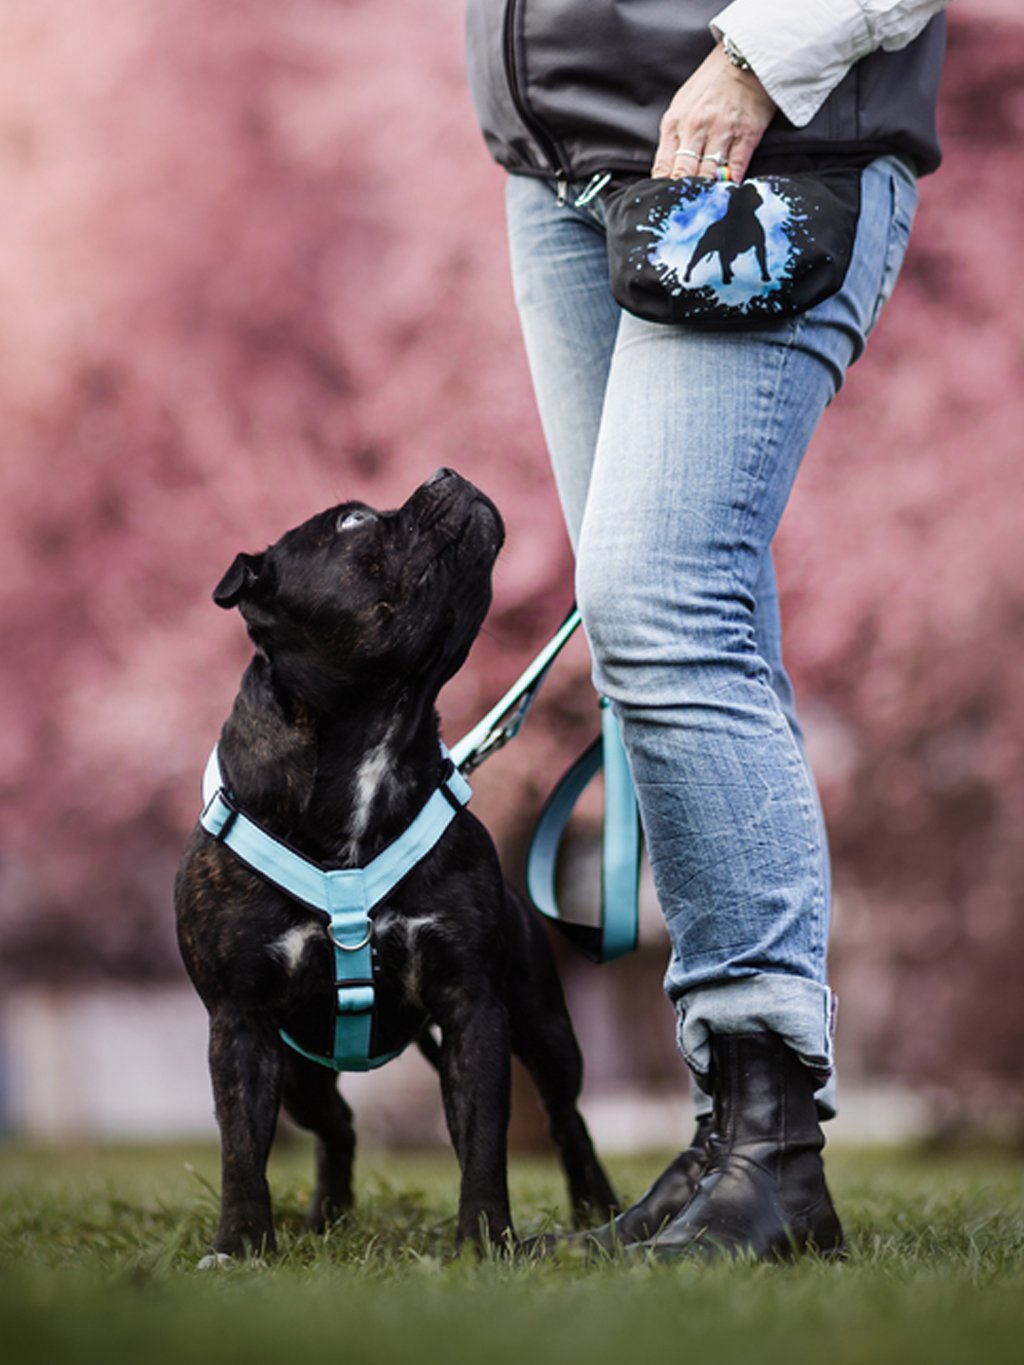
[213, 551, 267, 609]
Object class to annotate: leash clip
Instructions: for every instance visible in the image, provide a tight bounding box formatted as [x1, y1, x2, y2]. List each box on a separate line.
[451, 607, 581, 773]
[574, 172, 612, 207]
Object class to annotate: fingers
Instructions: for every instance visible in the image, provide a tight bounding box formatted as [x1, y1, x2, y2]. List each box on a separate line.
[696, 149, 732, 183]
[652, 130, 689, 178]
[654, 136, 734, 183]
[654, 140, 727, 182]
[651, 44, 777, 183]
[721, 126, 764, 186]
[654, 144, 701, 179]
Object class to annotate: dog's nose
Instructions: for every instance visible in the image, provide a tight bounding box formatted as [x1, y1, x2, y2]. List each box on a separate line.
[425, 467, 457, 486]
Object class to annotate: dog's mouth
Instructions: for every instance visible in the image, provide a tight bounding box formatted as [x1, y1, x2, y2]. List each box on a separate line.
[403, 470, 505, 582]
[417, 468, 503, 530]
[458, 493, 505, 555]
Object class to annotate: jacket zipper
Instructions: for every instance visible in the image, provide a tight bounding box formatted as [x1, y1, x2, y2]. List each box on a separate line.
[502, 0, 571, 196]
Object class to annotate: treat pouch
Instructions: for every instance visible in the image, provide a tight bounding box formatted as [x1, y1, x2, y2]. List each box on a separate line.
[605, 169, 862, 328]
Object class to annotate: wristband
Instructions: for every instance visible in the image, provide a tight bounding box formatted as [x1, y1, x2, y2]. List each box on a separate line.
[721, 33, 753, 73]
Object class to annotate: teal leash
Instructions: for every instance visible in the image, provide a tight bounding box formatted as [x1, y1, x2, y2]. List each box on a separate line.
[524, 698, 640, 963]
[450, 607, 583, 772]
[452, 607, 641, 964]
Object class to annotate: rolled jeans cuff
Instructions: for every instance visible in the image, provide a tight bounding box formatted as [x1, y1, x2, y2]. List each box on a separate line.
[678, 974, 837, 1092]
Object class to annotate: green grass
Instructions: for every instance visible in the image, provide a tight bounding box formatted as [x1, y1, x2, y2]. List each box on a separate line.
[1, 1139, 1022, 1365]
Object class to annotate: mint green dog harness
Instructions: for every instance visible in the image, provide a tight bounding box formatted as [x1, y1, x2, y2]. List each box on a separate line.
[200, 744, 471, 1071]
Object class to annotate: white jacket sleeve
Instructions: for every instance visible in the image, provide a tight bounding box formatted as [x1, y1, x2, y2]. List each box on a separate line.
[710, 0, 951, 128]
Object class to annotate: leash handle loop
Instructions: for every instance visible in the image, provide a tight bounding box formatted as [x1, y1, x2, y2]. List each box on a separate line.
[526, 700, 640, 963]
[449, 604, 642, 964]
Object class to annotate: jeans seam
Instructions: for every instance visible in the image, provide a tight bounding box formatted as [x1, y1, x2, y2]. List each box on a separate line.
[867, 173, 912, 335]
[730, 322, 829, 977]
[733, 318, 829, 977]
[737, 319, 801, 556]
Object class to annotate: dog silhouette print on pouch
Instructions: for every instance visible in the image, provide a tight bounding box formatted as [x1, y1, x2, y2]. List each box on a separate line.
[684, 182, 771, 286]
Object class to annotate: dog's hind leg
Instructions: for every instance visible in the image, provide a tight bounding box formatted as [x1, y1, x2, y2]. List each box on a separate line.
[207, 1004, 283, 1258]
[506, 910, 618, 1225]
[280, 1051, 356, 1231]
[683, 247, 707, 283]
[511, 1005, 619, 1226]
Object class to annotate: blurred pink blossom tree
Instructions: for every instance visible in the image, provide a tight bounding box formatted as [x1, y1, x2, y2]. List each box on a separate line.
[0, 2, 1020, 1123]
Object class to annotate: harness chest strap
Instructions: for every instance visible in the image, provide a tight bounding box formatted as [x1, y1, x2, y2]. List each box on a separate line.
[199, 744, 471, 1071]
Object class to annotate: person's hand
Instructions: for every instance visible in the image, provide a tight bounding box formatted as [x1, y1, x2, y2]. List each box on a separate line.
[652, 42, 777, 184]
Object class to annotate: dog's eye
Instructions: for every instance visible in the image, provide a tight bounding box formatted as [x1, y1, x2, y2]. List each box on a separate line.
[337, 509, 374, 532]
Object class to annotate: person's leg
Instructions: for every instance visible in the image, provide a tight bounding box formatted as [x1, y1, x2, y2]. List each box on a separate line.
[687, 545, 840, 1115]
[578, 155, 914, 1073]
[506, 159, 915, 1254]
[507, 174, 834, 914]
[505, 175, 621, 546]
[573, 155, 915, 1256]
[577, 313, 836, 1068]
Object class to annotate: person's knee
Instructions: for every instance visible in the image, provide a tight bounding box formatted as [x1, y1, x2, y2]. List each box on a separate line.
[575, 542, 665, 675]
[576, 543, 765, 705]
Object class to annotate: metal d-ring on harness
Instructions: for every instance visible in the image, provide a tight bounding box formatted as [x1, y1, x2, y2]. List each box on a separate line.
[197, 607, 640, 1072]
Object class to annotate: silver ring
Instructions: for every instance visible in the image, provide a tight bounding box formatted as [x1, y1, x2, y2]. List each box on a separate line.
[673, 146, 700, 159]
[329, 927, 372, 952]
[701, 151, 727, 166]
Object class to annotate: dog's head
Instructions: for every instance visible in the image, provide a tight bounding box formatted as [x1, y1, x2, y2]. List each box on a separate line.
[213, 469, 505, 709]
[730, 182, 763, 212]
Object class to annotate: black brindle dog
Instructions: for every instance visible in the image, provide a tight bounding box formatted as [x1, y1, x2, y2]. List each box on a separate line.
[175, 469, 615, 1260]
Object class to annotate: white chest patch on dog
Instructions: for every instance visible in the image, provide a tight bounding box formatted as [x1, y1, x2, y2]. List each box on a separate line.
[376, 912, 445, 1007]
[345, 728, 397, 857]
[402, 915, 447, 1005]
[269, 923, 320, 973]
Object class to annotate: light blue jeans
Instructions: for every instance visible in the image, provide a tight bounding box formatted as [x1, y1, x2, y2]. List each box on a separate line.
[506, 157, 917, 1109]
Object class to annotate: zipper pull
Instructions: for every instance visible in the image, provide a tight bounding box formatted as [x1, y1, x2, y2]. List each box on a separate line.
[556, 175, 569, 206]
[574, 172, 611, 208]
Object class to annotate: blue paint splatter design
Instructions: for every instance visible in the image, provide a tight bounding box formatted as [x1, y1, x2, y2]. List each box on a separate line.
[651, 184, 792, 302]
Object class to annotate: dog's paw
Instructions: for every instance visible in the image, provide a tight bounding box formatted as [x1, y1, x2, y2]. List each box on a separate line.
[196, 1251, 236, 1270]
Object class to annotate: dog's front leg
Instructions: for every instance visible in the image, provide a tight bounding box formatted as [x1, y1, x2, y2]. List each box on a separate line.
[436, 995, 513, 1251]
[281, 1050, 356, 1231]
[207, 1003, 283, 1259]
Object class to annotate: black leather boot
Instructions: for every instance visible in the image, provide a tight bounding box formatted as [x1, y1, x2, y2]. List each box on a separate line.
[524, 1113, 713, 1257]
[637, 1032, 845, 1262]
[582, 1111, 714, 1254]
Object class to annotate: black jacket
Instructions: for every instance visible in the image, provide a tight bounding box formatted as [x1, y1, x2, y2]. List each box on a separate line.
[465, 0, 945, 182]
